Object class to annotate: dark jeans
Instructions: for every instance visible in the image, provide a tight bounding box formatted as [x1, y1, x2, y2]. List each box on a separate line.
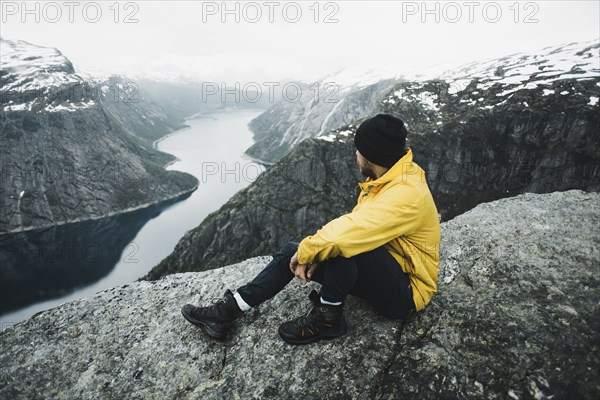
[237, 241, 416, 319]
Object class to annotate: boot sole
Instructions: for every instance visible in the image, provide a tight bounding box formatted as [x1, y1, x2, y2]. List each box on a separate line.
[278, 320, 348, 345]
[181, 308, 226, 340]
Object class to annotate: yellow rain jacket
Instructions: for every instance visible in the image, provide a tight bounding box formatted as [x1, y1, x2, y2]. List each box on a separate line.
[297, 148, 441, 311]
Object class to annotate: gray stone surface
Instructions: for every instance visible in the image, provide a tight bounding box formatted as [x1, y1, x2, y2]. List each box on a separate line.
[379, 190, 600, 399]
[1, 190, 598, 399]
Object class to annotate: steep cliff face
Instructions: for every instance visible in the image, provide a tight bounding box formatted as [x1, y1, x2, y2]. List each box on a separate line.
[380, 41, 600, 218]
[1, 191, 597, 399]
[98, 76, 273, 144]
[145, 134, 361, 279]
[246, 40, 599, 164]
[0, 39, 199, 232]
[93, 75, 188, 144]
[246, 76, 397, 163]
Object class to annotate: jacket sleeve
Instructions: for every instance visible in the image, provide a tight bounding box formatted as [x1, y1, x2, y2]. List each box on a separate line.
[297, 185, 423, 264]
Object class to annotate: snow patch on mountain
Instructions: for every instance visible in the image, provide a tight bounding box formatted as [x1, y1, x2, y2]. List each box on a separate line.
[440, 39, 599, 95]
[1, 39, 81, 92]
[249, 38, 599, 164]
[317, 124, 356, 143]
[380, 39, 600, 112]
[0, 39, 99, 113]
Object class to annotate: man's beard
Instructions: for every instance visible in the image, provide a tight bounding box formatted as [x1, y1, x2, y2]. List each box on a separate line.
[359, 163, 378, 180]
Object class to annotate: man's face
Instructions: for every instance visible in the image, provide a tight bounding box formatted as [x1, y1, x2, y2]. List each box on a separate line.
[356, 149, 377, 180]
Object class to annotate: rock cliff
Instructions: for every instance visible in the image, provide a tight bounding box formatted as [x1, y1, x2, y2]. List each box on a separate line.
[1, 190, 597, 399]
[146, 133, 362, 279]
[246, 77, 397, 163]
[0, 39, 199, 232]
[381, 45, 600, 218]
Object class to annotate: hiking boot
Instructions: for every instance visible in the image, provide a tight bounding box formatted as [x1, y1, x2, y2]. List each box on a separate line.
[181, 289, 243, 340]
[278, 290, 348, 345]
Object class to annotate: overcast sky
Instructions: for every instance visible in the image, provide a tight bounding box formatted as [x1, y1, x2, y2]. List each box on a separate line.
[2, 1, 598, 83]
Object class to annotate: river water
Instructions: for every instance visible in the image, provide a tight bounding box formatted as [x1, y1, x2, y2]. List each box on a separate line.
[0, 109, 265, 328]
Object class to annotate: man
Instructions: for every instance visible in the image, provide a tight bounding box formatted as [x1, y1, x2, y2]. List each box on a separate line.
[181, 114, 441, 345]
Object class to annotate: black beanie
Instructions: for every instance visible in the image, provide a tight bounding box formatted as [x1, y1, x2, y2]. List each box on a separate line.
[354, 114, 408, 168]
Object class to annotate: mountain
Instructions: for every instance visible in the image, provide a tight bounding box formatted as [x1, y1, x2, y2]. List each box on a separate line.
[146, 133, 361, 279]
[245, 77, 398, 163]
[380, 41, 600, 218]
[1, 191, 598, 399]
[96, 76, 277, 144]
[0, 39, 199, 232]
[246, 39, 600, 164]
[145, 39, 599, 280]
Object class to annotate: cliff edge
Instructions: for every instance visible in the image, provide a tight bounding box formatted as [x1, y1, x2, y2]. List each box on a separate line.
[0, 190, 598, 399]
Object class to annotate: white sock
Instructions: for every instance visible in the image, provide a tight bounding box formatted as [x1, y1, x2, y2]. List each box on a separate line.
[233, 292, 252, 312]
[320, 296, 342, 306]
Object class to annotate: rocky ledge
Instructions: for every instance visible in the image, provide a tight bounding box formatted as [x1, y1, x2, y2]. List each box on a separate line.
[0, 190, 598, 399]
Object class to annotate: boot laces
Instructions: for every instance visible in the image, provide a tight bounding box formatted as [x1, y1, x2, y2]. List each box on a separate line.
[207, 290, 232, 307]
[294, 304, 316, 330]
[209, 296, 226, 305]
[293, 302, 332, 335]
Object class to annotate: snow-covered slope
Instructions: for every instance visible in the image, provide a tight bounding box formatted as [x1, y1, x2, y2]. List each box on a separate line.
[441, 40, 599, 90]
[0, 39, 97, 113]
[248, 39, 599, 162]
[1, 39, 206, 142]
[376, 39, 599, 134]
[1, 39, 78, 90]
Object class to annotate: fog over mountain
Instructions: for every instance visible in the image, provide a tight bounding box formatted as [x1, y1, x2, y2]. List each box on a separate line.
[246, 39, 600, 163]
[0, 38, 274, 233]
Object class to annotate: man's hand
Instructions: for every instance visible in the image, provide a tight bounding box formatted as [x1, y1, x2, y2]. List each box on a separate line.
[290, 251, 299, 272]
[307, 262, 319, 281]
[289, 251, 307, 282]
[290, 251, 319, 283]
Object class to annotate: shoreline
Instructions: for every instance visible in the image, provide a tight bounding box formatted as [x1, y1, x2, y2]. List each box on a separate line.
[161, 157, 182, 169]
[1, 116, 204, 236]
[0, 108, 268, 325]
[0, 183, 199, 237]
[241, 151, 275, 168]
[2, 107, 268, 236]
[152, 124, 190, 150]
